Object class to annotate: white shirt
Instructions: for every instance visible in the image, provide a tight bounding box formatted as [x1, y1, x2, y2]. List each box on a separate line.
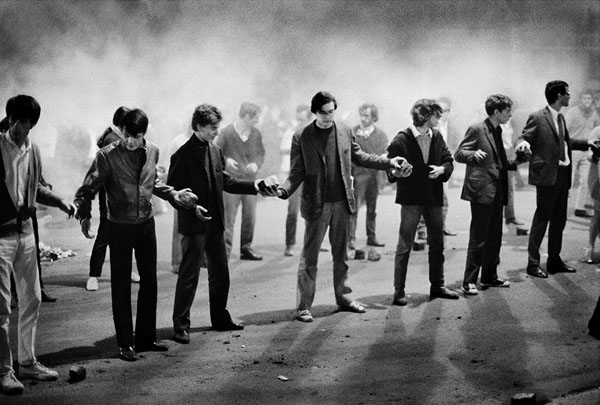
[547, 105, 570, 166]
[233, 122, 250, 142]
[0, 131, 31, 209]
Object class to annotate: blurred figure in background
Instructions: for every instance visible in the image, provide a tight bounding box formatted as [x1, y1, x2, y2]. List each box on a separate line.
[501, 115, 528, 235]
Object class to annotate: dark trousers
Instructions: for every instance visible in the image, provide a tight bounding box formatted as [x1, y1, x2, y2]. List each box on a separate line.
[173, 222, 232, 333]
[463, 187, 504, 285]
[89, 216, 109, 277]
[223, 193, 257, 257]
[528, 167, 569, 266]
[108, 219, 157, 348]
[590, 296, 600, 332]
[349, 174, 379, 246]
[285, 185, 302, 248]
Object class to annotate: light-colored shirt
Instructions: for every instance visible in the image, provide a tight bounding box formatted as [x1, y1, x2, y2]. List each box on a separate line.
[0, 131, 31, 209]
[411, 124, 432, 163]
[233, 122, 250, 142]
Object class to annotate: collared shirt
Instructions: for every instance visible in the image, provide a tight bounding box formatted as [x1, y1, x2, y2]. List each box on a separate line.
[411, 124, 432, 163]
[547, 105, 570, 166]
[233, 122, 250, 142]
[355, 124, 375, 138]
[0, 131, 31, 208]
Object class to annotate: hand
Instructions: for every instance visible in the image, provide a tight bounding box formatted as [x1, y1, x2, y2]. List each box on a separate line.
[60, 201, 77, 218]
[80, 218, 95, 239]
[276, 188, 285, 198]
[225, 158, 239, 172]
[256, 177, 280, 197]
[389, 156, 408, 170]
[390, 165, 412, 178]
[428, 165, 445, 179]
[246, 163, 259, 174]
[473, 149, 487, 163]
[194, 205, 212, 221]
[515, 141, 531, 154]
[174, 188, 198, 209]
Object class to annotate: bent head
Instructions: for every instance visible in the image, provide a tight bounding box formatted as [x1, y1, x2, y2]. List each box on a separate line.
[121, 109, 148, 151]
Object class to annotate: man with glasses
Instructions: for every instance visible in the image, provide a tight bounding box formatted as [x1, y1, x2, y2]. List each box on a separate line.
[276, 91, 410, 322]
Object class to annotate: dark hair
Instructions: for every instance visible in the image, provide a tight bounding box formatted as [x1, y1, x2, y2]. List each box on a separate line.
[545, 80, 569, 104]
[358, 103, 378, 122]
[112, 106, 130, 126]
[6, 95, 41, 126]
[410, 99, 443, 126]
[238, 102, 261, 119]
[485, 94, 513, 116]
[0, 117, 8, 132]
[310, 91, 337, 114]
[191, 104, 222, 131]
[121, 109, 148, 136]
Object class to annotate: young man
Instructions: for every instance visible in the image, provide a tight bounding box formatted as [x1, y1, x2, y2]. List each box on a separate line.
[455, 94, 525, 295]
[216, 102, 266, 260]
[515, 81, 596, 278]
[75, 109, 196, 362]
[276, 91, 409, 322]
[168, 104, 277, 343]
[85, 106, 135, 292]
[348, 103, 389, 250]
[387, 99, 458, 306]
[0, 95, 75, 395]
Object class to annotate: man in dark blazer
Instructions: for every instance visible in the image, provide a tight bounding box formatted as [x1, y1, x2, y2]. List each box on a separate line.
[515, 80, 596, 278]
[455, 94, 525, 296]
[276, 91, 409, 323]
[167, 104, 276, 343]
[387, 99, 458, 306]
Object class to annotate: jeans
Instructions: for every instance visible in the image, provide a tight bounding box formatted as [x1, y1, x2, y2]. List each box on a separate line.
[89, 216, 109, 277]
[285, 185, 302, 248]
[348, 173, 379, 246]
[223, 193, 257, 257]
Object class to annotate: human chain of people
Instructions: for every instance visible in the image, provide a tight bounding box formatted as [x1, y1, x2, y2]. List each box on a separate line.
[1, 82, 600, 396]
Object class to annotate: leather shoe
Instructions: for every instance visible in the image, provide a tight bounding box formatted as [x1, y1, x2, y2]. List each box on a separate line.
[136, 342, 169, 352]
[547, 260, 576, 274]
[589, 327, 600, 340]
[174, 331, 190, 344]
[240, 249, 262, 261]
[392, 291, 408, 306]
[339, 301, 366, 313]
[526, 265, 548, 278]
[443, 228, 457, 236]
[41, 289, 57, 303]
[574, 209, 593, 218]
[214, 321, 244, 331]
[366, 238, 385, 247]
[430, 287, 459, 300]
[118, 346, 137, 361]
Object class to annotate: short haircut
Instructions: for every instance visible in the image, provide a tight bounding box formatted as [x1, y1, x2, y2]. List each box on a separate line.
[191, 104, 222, 131]
[358, 103, 378, 122]
[484, 94, 513, 116]
[545, 80, 569, 104]
[112, 106, 130, 126]
[121, 108, 148, 136]
[0, 117, 8, 132]
[238, 102, 261, 119]
[410, 99, 443, 126]
[6, 95, 41, 126]
[311, 91, 337, 114]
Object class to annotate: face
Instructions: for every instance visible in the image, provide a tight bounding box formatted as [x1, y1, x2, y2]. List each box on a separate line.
[495, 107, 513, 125]
[425, 113, 440, 129]
[315, 101, 336, 128]
[123, 129, 145, 151]
[195, 123, 220, 142]
[359, 108, 374, 127]
[581, 94, 593, 109]
[243, 113, 260, 128]
[558, 87, 571, 107]
[8, 118, 33, 145]
[296, 110, 311, 126]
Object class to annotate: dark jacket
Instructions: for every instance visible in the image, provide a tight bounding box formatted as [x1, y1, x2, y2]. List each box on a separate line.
[455, 119, 517, 205]
[215, 124, 265, 180]
[387, 127, 453, 206]
[167, 135, 257, 235]
[279, 121, 391, 220]
[516, 106, 588, 187]
[351, 125, 389, 180]
[75, 139, 176, 224]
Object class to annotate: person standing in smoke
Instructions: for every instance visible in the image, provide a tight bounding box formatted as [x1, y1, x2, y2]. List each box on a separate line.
[0, 95, 76, 395]
[74, 108, 197, 362]
[216, 102, 266, 261]
[347, 103, 388, 251]
[85, 106, 142, 292]
[387, 99, 459, 306]
[276, 91, 410, 322]
[168, 104, 278, 343]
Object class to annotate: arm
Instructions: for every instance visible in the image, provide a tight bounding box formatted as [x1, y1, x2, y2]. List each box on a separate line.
[278, 131, 305, 199]
[454, 126, 486, 165]
[74, 153, 109, 220]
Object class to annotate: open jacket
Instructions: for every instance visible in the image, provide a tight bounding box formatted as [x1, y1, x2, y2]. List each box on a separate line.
[279, 121, 391, 220]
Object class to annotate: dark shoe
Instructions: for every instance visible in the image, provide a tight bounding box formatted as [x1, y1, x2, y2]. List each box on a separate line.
[348, 241, 356, 250]
[547, 259, 576, 274]
[413, 239, 426, 251]
[118, 346, 137, 362]
[430, 287, 460, 300]
[41, 289, 57, 303]
[173, 331, 190, 344]
[136, 342, 169, 352]
[366, 238, 385, 247]
[240, 249, 262, 261]
[480, 278, 510, 289]
[214, 321, 244, 331]
[516, 227, 529, 236]
[353, 249, 365, 260]
[392, 291, 407, 306]
[589, 327, 600, 340]
[506, 218, 525, 226]
[339, 301, 366, 313]
[443, 228, 457, 236]
[526, 265, 548, 278]
[574, 209, 593, 218]
[284, 246, 293, 257]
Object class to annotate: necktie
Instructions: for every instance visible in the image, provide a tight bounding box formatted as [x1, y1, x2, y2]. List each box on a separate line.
[557, 113, 566, 161]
